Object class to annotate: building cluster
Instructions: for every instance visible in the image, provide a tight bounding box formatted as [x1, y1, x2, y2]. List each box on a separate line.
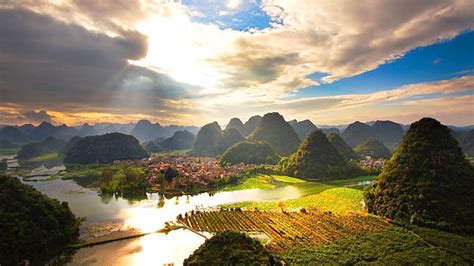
[140, 154, 256, 187]
[360, 156, 385, 169]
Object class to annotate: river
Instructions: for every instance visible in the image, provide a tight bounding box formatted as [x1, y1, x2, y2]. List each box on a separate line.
[4, 156, 305, 265]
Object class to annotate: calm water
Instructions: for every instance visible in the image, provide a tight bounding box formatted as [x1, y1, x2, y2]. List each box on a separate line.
[12, 160, 305, 265]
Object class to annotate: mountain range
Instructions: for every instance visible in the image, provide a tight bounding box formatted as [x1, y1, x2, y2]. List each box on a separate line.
[0, 120, 199, 144]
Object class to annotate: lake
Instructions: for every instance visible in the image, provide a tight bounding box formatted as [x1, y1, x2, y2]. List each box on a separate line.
[9, 159, 306, 265]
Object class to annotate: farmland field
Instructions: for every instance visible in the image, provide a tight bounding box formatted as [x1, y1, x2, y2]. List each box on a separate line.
[178, 209, 389, 252]
[280, 225, 474, 264]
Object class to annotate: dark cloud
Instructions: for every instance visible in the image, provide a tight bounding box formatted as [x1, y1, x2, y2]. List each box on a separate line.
[0, 8, 200, 119]
[19, 110, 54, 123]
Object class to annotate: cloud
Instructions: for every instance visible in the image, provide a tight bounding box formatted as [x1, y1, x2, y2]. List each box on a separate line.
[195, 75, 474, 126]
[1, 1, 473, 126]
[5, 0, 473, 98]
[0, 8, 204, 125]
[19, 110, 55, 123]
[211, 0, 474, 92]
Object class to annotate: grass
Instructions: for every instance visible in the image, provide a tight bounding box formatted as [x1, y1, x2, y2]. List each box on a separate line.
[0, 147, 20, 155]
[179, 210, 389, 252]
[223, 187, 364, 214]
[27, 153, 59, 162]
[222, 174, 376, 193]
[279, 226, 474, 264]
[220, 174, 376, 214]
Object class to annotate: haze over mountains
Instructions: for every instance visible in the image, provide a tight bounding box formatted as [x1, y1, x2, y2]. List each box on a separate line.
[1, 114, 473, 157]
[0, 120, 199, 144]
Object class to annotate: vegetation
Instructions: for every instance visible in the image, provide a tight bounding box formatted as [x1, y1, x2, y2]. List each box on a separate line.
[143, 140, 163, 153]
[64, 133, 149, 164]
[222, 128, 245, 149]
[224, 187, 366, 214]
[27, 152, 59, 162]
[365, 117, 474, 232]
[222, 174, 376, 213]
[288, 119, 318, 140]
[184, 231, 273, 265]
[455, 129, 474, 156]
[0, 175, 80, 265]
[192, 123, 244, 156]
[354, 139, 392, 159]
[17, 136, 66, 160]
[160, 130, 195, 150]
[327, 132, 358, 161]
[219, 141, 280, 165]
[372, 120, 405, 149]
[179, 210, 389, 252]
[280, 225, 474, 264]
[0, 140, 21, 155]
[224, 117, 246, 136]
[248, 112, 301, 156]
[222, 174, 305, 191]
[242, 115, 262, 136]
[60, 135, 82, 156]
[282, 130, 360, 180]
[192, 122, 225, 156]
[0, 160, 6, 172]
[342, 120, 404, 149]
[0, 126, 29, 143]
[99, 165, 148, 196]
[341, 121, 373, 147]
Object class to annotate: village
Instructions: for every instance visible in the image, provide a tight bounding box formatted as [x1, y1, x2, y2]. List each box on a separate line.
[127, 154, 259, 191]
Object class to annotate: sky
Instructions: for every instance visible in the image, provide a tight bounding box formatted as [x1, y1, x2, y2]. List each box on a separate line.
[0, 0, 473, 126]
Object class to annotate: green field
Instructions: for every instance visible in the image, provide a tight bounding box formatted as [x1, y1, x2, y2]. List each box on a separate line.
[27, 153, 59, 162]
[0, 147, 20, 155]
[221, 174, 376, 213]
[279, 225, 474, 264]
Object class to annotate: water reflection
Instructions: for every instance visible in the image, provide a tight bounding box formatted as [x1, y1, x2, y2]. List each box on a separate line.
[68, 229, 208, 266]
[18, 164, 305, 265]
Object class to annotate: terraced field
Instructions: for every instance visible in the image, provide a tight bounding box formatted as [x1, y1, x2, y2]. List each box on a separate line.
[177, 209, 389, 252]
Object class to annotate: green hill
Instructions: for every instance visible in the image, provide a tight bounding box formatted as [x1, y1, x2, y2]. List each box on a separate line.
[282, 130, 356, 180]
[365, 118, 474, 231]
[222, 128, 245, 149]
[160, 130, 195, 150]
[455, 129, 474, 156]
[342, 120, 404, 149]
[341, 121, 373, 147]
[354, 139, 392, 159]
[192, 122, 224, 156]
[219, 141, 280, 165]
[184, 231, 272, 265]
[242, 115, 262, 136]
[64, 133, 149, 164]
[248, 112, 300, 156]
[0, 126, 29, 144]
[225, 118, 246, 136]
[0, 175, 79, 264]
[60, 136, 82, 156]
[372, 120, 404, 149]
[289, 119, 318, 140]
[327, 133, 358, 161]
[17, 137, 66, 160]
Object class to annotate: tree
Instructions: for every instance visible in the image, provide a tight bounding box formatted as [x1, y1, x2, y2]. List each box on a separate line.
[184, 231, 273, 265]
[165, 166, 178, 182]
[219, 141, 280, 165]
[282, 130, 359, 180]
[248, 112, 300, 155]
[354, 139, 391, 159]
[0, 175, 79, 264]
[365, 118, 474, 231]
[64, 133, 149, 164]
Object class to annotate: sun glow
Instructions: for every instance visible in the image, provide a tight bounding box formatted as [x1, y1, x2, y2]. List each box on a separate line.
[132, 4, 235, 90]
